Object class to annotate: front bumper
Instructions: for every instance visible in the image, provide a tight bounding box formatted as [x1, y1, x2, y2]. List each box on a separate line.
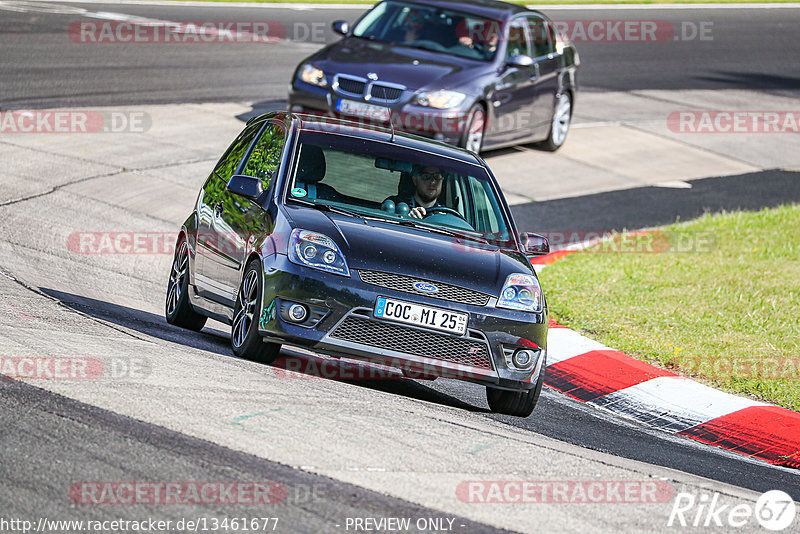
[258, 254, 547, 390]
[288, 81, 472, 147]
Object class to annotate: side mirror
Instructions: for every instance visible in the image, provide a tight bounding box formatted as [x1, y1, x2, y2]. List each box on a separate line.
[226, 174, 263, 201]
[520, 232, 549, 256]
[332, 21, 349, 36]
[507, 54, 534, 69]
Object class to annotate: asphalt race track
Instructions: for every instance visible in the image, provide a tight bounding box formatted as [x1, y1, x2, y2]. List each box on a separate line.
[1, 2, 799, 533]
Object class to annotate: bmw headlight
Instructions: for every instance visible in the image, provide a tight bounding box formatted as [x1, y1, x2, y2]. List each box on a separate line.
[497, 273, 543, 312]
[288, 229, 349, 276]
[299, 64, 327, 87]
[414, 89, 466, 109]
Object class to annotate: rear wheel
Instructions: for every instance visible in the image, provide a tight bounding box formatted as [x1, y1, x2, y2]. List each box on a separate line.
[538, 92, 571, 152]
[165, 236, 207, 331]
[486, 366, 546, 417]
[460, 104, 485, 154]
[232, 258, 281, 363]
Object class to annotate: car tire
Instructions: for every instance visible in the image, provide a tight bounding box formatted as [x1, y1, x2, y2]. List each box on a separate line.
[538, 92, 572, 152]
[231, 258, 281, 364]
[460, 104, 486, 154]
[486, 366, 546, 417]
[165, 236, 207, 332]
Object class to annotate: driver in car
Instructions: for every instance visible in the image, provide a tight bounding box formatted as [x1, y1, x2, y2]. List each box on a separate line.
[386, 165, 444, 219]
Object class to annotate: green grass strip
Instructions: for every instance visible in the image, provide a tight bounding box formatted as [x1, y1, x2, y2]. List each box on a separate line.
[539, 204, 800, 410]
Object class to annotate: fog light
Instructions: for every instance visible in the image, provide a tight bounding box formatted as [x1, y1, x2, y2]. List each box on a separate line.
[288, 303, 308, 323]
[512, 349, 534, 369]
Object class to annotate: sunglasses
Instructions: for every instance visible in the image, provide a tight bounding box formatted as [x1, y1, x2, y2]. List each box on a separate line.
[419, 173, 443, 182]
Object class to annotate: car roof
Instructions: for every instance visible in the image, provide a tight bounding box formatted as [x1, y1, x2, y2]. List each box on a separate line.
[395, 0, 534, 21]
[256, 112, 484, 167]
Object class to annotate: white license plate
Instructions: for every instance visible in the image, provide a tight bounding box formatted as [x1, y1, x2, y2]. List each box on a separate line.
[336, 99, 391, 122]
[374, 296, 468, 336]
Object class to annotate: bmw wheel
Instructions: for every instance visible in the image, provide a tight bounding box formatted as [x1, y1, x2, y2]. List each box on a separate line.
[232, 258, 281, 363]
[538, 92, 572, 152]
[460, 104, 486, 154]
[165, 236, 207, 331]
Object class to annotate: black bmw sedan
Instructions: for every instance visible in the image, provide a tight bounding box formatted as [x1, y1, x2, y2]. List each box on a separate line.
[166, 112, 550, 416]
[288, 0, 579, 153]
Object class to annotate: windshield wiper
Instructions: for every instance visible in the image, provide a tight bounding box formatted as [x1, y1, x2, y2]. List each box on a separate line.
[291, 199, 364, 220]
[374, 217, 489, 243]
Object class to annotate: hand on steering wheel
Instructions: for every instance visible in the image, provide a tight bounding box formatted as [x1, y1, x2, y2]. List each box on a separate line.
[423, 206, 469, 222]
[409, 206, 427, 218]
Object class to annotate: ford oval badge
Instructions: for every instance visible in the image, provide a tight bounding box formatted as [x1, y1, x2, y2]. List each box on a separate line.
[414, 282, 438, 293]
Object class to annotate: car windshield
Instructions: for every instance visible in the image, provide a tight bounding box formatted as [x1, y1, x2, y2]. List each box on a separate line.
[287, 130, 514, 247]
[352, 1, 502, 62]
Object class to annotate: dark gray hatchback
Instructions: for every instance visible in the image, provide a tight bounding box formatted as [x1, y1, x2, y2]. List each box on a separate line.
[288, 0, 579, 153]
[166, 112, 551, 416]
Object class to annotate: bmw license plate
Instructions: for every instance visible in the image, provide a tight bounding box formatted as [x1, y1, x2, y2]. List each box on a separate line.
[374, 296, 467, 335]
[336, 99, 391, 122]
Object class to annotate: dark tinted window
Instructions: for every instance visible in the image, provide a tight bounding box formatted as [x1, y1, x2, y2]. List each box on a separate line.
[243, 122, 286, 188]
[214, 121, 262, 181]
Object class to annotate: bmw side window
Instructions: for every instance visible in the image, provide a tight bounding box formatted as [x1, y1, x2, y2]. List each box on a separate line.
[527, 17, 552, 58]
[214, 122, 262, 182]
[243, 122, 286, 188]
[505, 21, 532, 60]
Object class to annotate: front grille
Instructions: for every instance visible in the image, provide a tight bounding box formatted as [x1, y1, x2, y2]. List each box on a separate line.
[357, 270, 491, 307]
[369, 84, 403, 102]
[335, 77, 366, 96]
[329, 315, 492, 370]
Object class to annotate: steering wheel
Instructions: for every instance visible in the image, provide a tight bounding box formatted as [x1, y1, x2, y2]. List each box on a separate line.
[424, 206, 469, 222]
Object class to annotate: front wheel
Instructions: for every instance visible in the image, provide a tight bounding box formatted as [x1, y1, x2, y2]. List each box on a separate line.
[538, 92, 572, 152]
[486, 366, 545, 417]
[460, 104, 485, 154]
[232, 258, 281, 363]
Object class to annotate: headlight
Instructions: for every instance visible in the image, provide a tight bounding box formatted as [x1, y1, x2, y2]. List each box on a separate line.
[299, 64, 327, 87]
[414, 90, 466, 109]
[497, 273, 543, 312]
[288, 229, 349, 277]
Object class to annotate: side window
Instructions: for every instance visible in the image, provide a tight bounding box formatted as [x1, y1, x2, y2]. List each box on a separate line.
[214, 122, 262, 182]
[243, 122, 286, 188]
[505, 20, 532, 60]
[467, 176, 499, 234]
[528, 17, 553, 58]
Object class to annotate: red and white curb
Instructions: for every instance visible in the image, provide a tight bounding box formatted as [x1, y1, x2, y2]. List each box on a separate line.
[531, 249, 800, 470]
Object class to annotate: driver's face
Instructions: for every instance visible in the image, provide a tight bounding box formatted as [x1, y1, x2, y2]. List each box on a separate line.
[413, 166, 443, 203]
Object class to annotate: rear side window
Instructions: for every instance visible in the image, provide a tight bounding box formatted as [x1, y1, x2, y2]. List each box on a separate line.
[214, 122, 262, 181]
[243, 122, 287, 188]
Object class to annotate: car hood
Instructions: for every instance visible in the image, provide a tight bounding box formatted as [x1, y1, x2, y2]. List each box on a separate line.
[309, 37, 491, 94]
[284, 205, 532, 296]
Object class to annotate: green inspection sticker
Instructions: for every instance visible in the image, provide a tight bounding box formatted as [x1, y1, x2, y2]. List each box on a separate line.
[291, 188, 307, 197]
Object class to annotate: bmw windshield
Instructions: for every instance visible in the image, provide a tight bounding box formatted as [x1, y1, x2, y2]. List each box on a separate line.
[286, 130, 515, 247]
[352, 1, 502, 62]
